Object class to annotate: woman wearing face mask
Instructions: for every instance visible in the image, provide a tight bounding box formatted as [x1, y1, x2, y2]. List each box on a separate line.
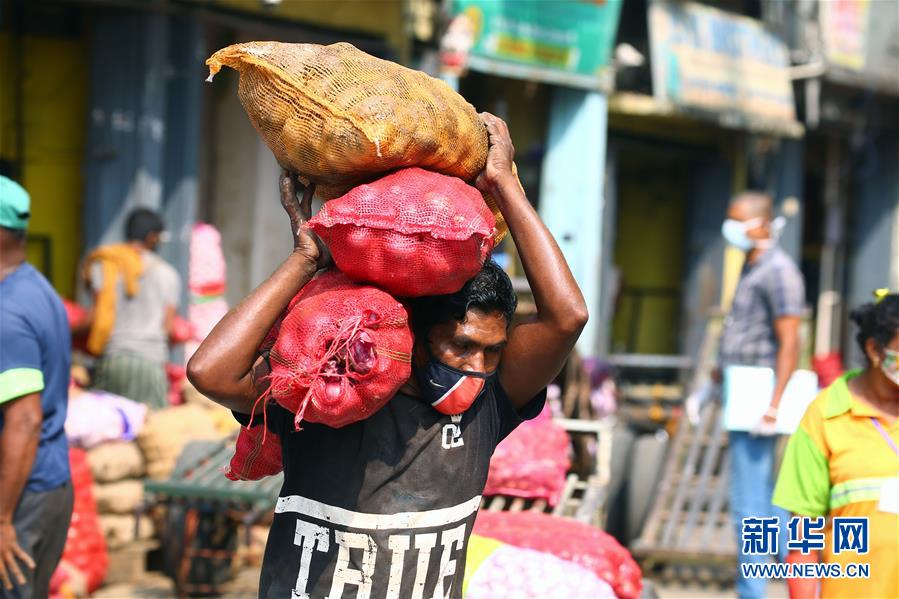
[773, 291, 899, 599]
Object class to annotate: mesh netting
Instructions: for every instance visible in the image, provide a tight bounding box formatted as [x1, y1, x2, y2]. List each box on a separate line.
[307, 168, 494, 297]
[266, 270, 413, 430]
[225, 423, 283, 481]
[205, 41, 511, 243]
[205, 41, 482, 194]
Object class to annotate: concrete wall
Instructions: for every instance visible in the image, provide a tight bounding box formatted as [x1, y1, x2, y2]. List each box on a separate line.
[207, 71, 292, 307]
[0, 32, 88, 297]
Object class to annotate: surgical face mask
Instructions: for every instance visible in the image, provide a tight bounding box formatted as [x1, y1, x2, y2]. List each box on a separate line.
[721, 218, 759, 251]
[882, 349, 899, 387]
[721, 216, 785, 251]
[415, 357, 495, 415]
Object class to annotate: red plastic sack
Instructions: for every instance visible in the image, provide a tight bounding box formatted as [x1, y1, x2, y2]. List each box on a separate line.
[225, 422, 283, 481]
[483, 404, 571, 506]
[307, 168, 495, 297]
[51, 448, 109, 594]
[267, 270, 414, 429]
[813, 352, 844, 388]
[473, 511, 643, 599]
[169, 315, 195, 345]
[166, 363, 187, 406]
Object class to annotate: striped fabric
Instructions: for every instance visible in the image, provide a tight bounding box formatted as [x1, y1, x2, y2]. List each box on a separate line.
[91, 352, 168, 409]
[829, 477, 891, 510]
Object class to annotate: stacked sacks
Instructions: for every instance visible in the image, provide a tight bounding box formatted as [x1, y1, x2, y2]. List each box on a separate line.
[211, 42, 499, 479]
[185, 223, 230, 363]
[472, 511, 644, 599]
[51, 449, 108, 596]
[463, 535, 615, 599]
[483, 404, 571, 506]
[137, 404, 222, 480]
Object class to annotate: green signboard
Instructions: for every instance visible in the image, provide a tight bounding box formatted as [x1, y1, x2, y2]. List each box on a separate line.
[452, 0, 623, 89]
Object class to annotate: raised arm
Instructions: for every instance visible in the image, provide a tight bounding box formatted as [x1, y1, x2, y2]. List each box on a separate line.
[186, 172, 329, 413]
[477, 113, 589, 408]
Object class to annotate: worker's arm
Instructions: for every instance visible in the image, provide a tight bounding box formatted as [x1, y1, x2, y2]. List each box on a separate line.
[0, 393, 40, 590]
[477, 113, 588, 409]
[785, 515, 821, 599]
[786, 550, 820, 599]
[164, 305, 177, 338]
[764, 315, 801, 423]
[187, 173, 328, 413]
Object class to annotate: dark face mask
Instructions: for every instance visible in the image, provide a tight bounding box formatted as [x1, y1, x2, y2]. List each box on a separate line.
[415, 356, 496, 415]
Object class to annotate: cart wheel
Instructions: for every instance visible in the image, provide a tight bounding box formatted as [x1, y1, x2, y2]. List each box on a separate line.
[604, 425, 636, 543]
[626, 432, 669, 544]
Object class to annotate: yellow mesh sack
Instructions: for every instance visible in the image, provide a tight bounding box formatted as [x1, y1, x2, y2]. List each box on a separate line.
[206, 41, 510, 242]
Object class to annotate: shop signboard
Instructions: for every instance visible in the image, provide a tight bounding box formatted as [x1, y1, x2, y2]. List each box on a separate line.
[648, 0, 796, 125]
[449, 0, 623, 90]
[819, 0, 899, 92]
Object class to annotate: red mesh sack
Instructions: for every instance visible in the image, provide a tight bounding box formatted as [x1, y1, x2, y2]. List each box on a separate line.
[225, 271, 366, 481]
[307, 168, 495, 297]
[483, 405, 571, 506]
[54, 448, 109, 593]
[473, 511, 643, 599]
[225, 423, 283, 481]
[266, 270, 414, 429]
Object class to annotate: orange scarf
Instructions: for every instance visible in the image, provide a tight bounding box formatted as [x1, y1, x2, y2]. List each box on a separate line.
[82, 244, 143, 355]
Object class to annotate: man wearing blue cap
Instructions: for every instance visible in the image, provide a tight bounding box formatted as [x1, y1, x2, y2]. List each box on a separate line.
[0, 176, 73, 597]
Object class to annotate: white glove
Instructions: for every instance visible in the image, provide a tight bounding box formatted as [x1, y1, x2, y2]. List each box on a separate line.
[751, 409, 779, 436]
[685, 381, 715, 426]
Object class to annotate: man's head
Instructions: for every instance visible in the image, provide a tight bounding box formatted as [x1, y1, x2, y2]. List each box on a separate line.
[125, 208, 166, 251]
[409, 260, 516, 374]
[723, 191, 774, 251]
[0, 175, 30, 255]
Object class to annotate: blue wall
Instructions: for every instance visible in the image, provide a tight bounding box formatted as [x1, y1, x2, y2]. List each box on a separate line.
[539, 88, 609, 355]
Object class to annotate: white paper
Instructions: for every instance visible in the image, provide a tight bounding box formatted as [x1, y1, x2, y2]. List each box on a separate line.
[723, 366, 819, 434]
[878, 478, 899, 514]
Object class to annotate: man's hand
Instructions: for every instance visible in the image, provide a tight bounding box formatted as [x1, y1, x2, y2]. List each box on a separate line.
[279, 170, 330, 269]
[0, 521, 34, 591]
[475, 113, 516, 195]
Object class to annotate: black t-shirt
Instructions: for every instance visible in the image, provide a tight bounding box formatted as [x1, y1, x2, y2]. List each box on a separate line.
[236, 379, 544, 599]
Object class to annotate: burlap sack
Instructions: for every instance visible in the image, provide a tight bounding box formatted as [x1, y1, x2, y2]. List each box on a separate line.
[181, 380, 242, 436]
[206, 41, 487, 196]
[99, 515, 155, 550]
[93, 480, 144, 514]
[86, 441, 145, 483]
[137, 404, 221, 480]
[206, 41, 513, 242]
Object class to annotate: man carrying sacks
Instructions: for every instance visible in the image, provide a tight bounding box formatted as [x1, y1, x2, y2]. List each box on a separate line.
[188, 113, 587, 598]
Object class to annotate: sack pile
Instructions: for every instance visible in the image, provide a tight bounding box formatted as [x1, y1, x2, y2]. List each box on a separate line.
[50, 449, 108, 597]
[464, 534, 615, 599]
[137, 404, 223, 480]
[472, 511, 643, 599]
[209, 41, 508, 479]
[483, 404, 571, 506]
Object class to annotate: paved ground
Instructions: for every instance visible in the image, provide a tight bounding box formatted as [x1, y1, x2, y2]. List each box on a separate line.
[93, 570, 789, 598]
